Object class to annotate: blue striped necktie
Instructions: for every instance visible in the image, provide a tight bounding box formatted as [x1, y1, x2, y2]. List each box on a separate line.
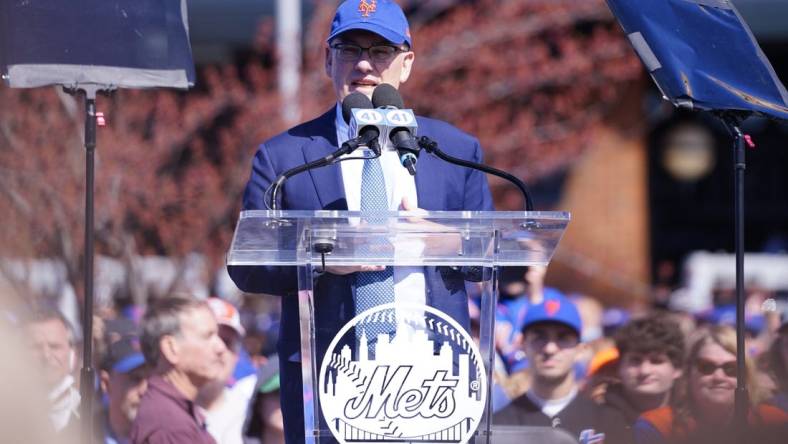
[355, 154, 396, 340]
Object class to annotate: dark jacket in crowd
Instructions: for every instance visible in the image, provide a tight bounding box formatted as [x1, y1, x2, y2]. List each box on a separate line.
[494, 391, 630, 444]
[593, 383, 643, 444]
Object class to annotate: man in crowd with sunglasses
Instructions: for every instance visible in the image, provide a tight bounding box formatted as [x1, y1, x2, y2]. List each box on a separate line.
[634, 325, 788, 444]
[228, 1, 493, 443]
[494, 295, 624, 443]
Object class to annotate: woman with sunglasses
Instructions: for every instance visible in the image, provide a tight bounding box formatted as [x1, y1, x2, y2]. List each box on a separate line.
[633, 325, 788, 444]
[766, 316, 788, 412]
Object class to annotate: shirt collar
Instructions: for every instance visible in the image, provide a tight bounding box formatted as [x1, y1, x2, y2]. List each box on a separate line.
[49, 374, 75, 401]
[526, 386, 578, 408]
[334, 102, 349, 147]
[147, 375, 207, 427]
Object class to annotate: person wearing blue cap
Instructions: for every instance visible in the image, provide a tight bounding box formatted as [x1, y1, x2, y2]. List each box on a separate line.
[228, 1, 493, 443]
[324, 0, 415, 102]
[494, 295, 622, 443]
[99, 337, 150, 444]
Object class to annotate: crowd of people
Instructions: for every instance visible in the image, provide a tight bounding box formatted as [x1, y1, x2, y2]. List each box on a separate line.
[4, 262, 786, 444]
[484, 266, 788, 444]
[10, 295, 284, 444]
[3, 1, 787, 444]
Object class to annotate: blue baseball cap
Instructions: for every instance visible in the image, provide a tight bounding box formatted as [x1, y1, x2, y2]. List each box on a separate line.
[102, 337, 146, 374]
[521, 295, 583, 337]
[707, 305, 765, 334]
[327, 0, 413, 48]
[602, 307, 631, 333]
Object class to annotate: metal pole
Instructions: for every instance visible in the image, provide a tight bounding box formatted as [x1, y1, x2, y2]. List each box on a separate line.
[276, 0, 302, 125]
[728, 119, 749, 434]
[80, 86, 98, 444]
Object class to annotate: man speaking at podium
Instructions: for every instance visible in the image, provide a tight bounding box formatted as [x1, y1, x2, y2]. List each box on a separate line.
[229, 1, 493, 442]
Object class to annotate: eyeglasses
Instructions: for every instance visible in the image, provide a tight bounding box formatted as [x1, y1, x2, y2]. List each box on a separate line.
[695, 359, 737, 377]
[525, 330, 579, 350]
[330, 42, 405, 63]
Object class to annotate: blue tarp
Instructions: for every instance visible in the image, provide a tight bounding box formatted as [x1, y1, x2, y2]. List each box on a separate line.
[1, 0, 195, 89]
[606, 0, 788, 120]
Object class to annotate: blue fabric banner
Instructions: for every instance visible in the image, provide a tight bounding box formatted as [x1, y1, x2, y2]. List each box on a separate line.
[606, 0, 788, 120]
[1, 0, 195, 89]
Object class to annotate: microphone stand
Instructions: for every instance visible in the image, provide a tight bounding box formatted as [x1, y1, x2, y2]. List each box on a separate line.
[268, 135, 380, 272]
[417, 136, 535, 211]
[716, 110, 751, 437]
[416, 135, 536, 286]
[62, 84, 113, 444]
[269, 135, 379, 210]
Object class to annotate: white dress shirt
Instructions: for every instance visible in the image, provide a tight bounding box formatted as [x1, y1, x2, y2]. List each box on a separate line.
[48, 374, 80, 432]
[334, 103, 426, 308]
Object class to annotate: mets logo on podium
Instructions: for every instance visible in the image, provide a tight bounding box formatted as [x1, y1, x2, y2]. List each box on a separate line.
[319, 303, 487, 444]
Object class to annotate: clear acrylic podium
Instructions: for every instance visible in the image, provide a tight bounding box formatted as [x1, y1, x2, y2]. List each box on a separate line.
[227, 210, 570, 444]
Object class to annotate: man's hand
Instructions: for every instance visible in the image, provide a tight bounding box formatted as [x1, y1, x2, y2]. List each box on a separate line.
[321, 196, 459, 275]
[399, 195, 423, 214]
[399, 196, 462, 255]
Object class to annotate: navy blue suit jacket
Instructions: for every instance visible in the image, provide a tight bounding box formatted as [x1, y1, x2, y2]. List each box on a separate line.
[228, 107, 493, 443]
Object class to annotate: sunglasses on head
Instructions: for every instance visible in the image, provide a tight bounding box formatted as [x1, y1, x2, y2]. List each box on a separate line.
[695, 359, 737, 377]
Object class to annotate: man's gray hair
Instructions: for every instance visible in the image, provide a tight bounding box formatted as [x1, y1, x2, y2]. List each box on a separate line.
[24, 307, 76, 346]
[140, 295, 206, 366]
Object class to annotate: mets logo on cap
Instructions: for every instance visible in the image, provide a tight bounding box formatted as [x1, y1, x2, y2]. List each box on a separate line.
[545, 299, 561, 317]
[358, 0, 377, 17]
[521, 294, 583, 336]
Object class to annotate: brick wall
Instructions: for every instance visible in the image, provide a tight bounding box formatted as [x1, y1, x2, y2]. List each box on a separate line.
[545, 80, 652, 307]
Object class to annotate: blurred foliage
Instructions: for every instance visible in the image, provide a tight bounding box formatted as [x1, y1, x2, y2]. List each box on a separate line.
[0, 0, 641, 301]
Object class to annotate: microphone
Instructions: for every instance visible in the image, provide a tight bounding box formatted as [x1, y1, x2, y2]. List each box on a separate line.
[268, 93, 378, 210]
[372, 83, 419, 176]
[343, 92, 382, 155]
